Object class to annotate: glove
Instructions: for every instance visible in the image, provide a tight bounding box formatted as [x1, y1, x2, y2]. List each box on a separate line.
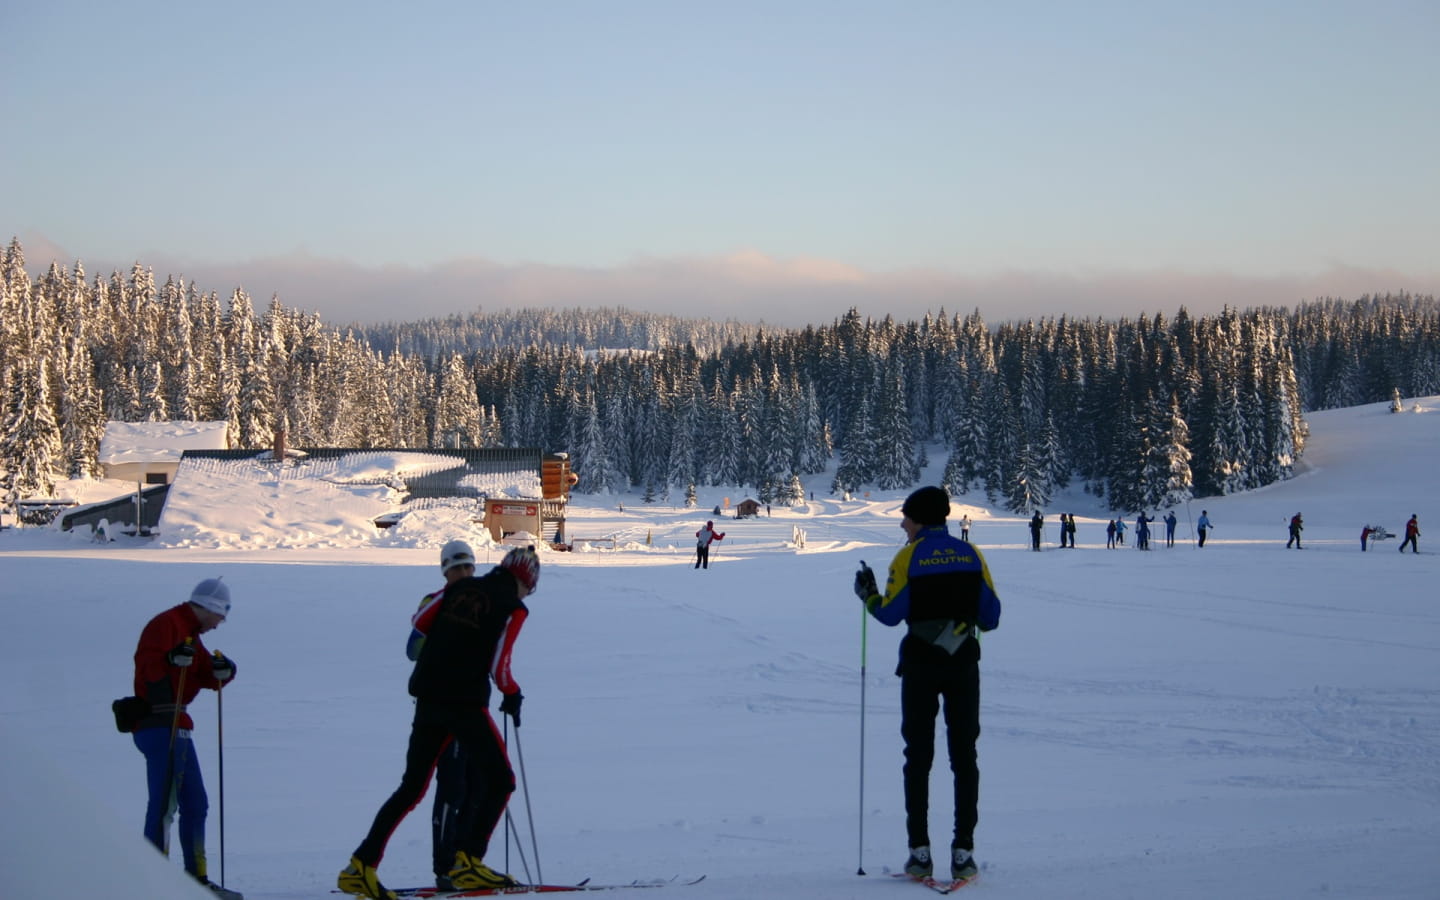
[500, 691, 524, 727]
[168, 641, 196, 667]
[853, 562, 879, 602]
[212, 653, 236, 683]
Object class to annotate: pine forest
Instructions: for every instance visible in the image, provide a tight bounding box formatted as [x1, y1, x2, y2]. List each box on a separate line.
[3, 238, 1438, 512]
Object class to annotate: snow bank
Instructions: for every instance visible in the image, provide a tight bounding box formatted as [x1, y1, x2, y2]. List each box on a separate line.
[0, 729, 214, 900]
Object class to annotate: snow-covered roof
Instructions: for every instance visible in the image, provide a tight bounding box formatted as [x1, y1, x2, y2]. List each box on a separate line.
[98, 421, 229, 465]
[154, 450, 541, 550]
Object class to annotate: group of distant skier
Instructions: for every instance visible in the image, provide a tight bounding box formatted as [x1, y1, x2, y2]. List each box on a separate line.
[1022, 509, 1421, 553]
[1360, 514, 1421, 553]
[1027, 509, 1194, 550]
[1290, 511, 1421, 552]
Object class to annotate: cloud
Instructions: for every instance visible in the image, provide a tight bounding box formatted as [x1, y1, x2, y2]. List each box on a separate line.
[18, 239, 1440, 329]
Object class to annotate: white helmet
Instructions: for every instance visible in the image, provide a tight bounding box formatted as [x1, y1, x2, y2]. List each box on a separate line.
[440, 539, 475, 574]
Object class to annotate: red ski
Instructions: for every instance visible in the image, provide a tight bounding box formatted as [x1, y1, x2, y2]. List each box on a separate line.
[336, 876, 705, 898]
[891, 871, 977, 894]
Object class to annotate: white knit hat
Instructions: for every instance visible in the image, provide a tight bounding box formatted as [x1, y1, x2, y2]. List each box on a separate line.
[189, 578, 231, 617]
[440, 539, 476, 574]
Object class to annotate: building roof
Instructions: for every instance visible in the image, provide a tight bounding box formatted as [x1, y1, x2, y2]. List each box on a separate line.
[98, 421, 230, 465]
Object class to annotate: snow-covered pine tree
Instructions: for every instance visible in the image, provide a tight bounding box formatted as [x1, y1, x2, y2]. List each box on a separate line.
[1155, 393, 1193, 508]
[434, 353, 483, 447]
[2, 356, 63, 497]
[874, 357, 918, 490]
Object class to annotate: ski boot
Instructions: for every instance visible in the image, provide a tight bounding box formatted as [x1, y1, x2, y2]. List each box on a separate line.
[903, 845, 933, 878]
[951, 847, 978, 881]
[193, 874, 244, 900]
[337, 856, 397, 900]
[449, 850, 519, 890]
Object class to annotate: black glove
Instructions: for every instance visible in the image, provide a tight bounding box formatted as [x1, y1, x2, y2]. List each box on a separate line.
[500, 691, 524, 727]
[168, 641, 196, 668]
[212, 653, 236, 683]
[853, 562, 878, 602]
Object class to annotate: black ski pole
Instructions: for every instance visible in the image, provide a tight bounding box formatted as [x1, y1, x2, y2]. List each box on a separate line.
[216, 654, 227, 888]
[857, 592, 868, 876]
[512, 723, 543, 885]
[503, 717, 510, 873]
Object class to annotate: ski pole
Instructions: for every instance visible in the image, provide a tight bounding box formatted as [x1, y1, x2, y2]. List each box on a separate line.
[216, 654, 227, 888]
[163, 638, 193, 833]
[857, 592, 868, 876]
[502, 810, 533, 883]
[511, 723, 543, 885]
[503, 717, 510, 872]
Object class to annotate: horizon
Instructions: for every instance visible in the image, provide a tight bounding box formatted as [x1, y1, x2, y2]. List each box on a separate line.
[4, 2, 1438, 327]
[8, 235, 1436, 333]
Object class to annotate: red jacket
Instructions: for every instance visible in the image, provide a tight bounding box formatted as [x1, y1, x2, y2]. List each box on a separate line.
[133, 603, 230, 730]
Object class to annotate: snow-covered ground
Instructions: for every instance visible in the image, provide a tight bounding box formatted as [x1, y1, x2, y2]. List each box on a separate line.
[1, 397, 1437, 900]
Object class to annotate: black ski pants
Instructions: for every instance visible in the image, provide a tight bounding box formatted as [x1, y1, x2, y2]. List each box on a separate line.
[355, 698, 514, 868]
[431, 738, 485, 878]
[696, 543, 710, 568]
[899, 640, 981, 852]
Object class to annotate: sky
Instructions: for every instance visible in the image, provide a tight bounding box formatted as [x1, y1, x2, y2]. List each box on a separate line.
[1, 397, 1437, 900]
[4, 1, 1438, 327]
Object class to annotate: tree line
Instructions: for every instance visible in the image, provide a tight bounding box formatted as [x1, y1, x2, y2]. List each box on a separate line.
[3, 238, 1437, 511]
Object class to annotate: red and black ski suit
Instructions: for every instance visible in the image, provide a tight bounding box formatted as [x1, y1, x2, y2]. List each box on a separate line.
[353, 567, 527, 869]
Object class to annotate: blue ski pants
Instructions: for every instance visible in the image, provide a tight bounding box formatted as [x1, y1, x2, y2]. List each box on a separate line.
[134, 726, 209, 876]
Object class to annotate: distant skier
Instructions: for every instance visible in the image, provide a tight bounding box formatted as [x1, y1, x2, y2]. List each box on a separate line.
[1064, 513, 1076, 548]
[1105, 519, 1116, 549]
[1399, 515, 1420, 554]
[1135, 513, 1152, 550]
[1361, 525, 1373, 552]
[959, 514, 971, 541]
[1164, 511, 1178, 547]
[695, 521, 726, 569]
[1197, 510, 1212, 547]
[1114, 517, 1126, 547]
[1028, 511, 1043, 551]
[1287, 513, 1304, 549]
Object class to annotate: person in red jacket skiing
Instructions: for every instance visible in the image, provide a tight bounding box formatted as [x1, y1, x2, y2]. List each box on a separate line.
[695, 521, 726, 569]
[131, 578, 239, 899]
[340, 545, 538, 900]
[1399, 515, 1420, 554]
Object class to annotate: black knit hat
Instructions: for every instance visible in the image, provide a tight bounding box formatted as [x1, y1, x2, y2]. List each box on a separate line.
[901, 486, 950, 526]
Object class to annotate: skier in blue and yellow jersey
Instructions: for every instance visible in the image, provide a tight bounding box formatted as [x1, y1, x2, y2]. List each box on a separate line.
[854, 486, 1001, 886]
